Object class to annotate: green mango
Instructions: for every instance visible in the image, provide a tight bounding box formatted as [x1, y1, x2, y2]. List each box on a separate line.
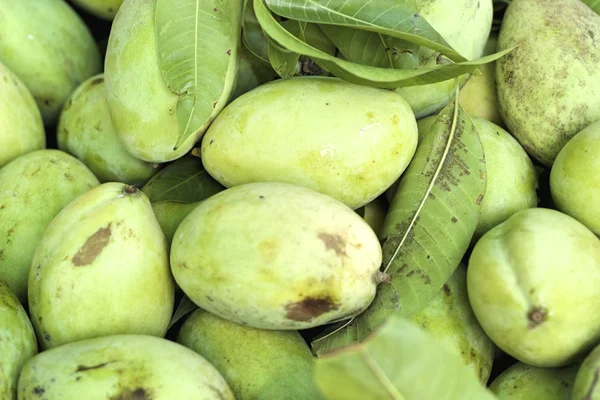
[0, 0, 101, 126]
[551, 120, 600, 235]
[572, 343, 600, 399]
[410, 264, 494, 384]
[17, 334, 234, 399]
[496, 0, 600, 166]
[468, 208, 600, 367]
[472, 117, 538, 240]
[0, 280, 37, 400]
[459, 35, 505, 127]
[69, 0, 123, 21]
[178, 309, 323, 400]
[0, 61, 45, 168]
[0, 150, 99, 304]
[394, 0, 493, 118]
[171, 182, 383, 330]
[490, 362, 578, 399]
[152, 201, 201, 244]
[201, 77, 418, 209]
[57, 74, 157, 186]
[28, 183, 174, 350]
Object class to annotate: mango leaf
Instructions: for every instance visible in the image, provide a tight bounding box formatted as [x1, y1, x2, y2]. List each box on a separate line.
[267, 20, 305, 78]
[168, 295, 200, 329]
[142, 156, 224, 203]
[319, 25, 420, 69]
[313, 316, 497, 400]
[243, 0, 270, 62]
[254, 0, 515, 89]
[264, 0, 466, 62]
[582, 0, 600, 14]
[312, 86, 486, 355]
[155, 0, 242, 149]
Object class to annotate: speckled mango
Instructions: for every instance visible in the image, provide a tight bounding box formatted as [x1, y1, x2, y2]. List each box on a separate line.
[178, 309, 323, 400]
[17, 334, 234, 400]
[468, 208, 600, 367]
[28, 183, 174, 350]
[0, 280, 37, 400]
[58, 74, 157, 186]
[69, 0, 123, 21]
[0, 150, 99, 304]
[410, 264, 494, 384]
[496, 0, 600, 166]
[170, 182, 383, 330]
[394, 0, 493, 118]
[0, 61, 45, 168]
[0, 0, 101, 126]
[489, 362, 578, 399]
[201, 77, 418, 209]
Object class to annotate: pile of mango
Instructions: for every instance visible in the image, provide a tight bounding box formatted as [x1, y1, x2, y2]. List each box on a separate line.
[2, 0, 600, 399]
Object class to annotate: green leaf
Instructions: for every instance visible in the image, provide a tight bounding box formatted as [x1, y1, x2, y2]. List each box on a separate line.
[582, 0, 600, 14]
[267, 20, 305, 78]
[313, 316, 497, 400]
[254, 0, 514, 89]
[168, 295, 199, 330]
[155, 0, 242, 149]
[319, 25, 420, 69]
[312, 86, 486, 355]
[264, 0, 466, 62]
[142, 155, 224, 203]
[243, 0, 270, 62]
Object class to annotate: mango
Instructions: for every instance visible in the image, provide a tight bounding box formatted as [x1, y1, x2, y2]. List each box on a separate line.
[551, 120, 600, 235]
[0, 280, 37, 400]
[394, 0, 493, 118]
[0, 61, 45, 168]
[201, 77, 418, 209]
[57, 75, 157, 185]
[468, 208, 600, 367]
[28, 183, 174, 350]
[496, 0, 600, 166]
[489, 362, 578, 399]
[410, 264, 494, 384]
[572, 343, 600, 399]
[0, 0, 101, 126]
[171, 182, 383, 330]
[178, 309, 323, 399]
[0, 150, 99, 303]
[471, 118, 538, 239]
[459, 35, 504, 126]
[17, 334, 234, 400]
[69, 0, 123, 21]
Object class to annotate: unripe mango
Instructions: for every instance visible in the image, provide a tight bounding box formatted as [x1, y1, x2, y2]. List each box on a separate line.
[489, 362, 578, 399]
[171, 182, 383, 330]
[69, 0, 123, 21]
[28, 183, 174, 349]
[0, 150, 99, 303]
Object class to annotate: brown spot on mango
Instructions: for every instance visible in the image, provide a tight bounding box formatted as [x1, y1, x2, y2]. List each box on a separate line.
[258, 238, 279, 263]
[285, 297, 339, 321]
[318, 232, 347, 257]
[72, 224, 112, 266]
[110, 387, 151, 400]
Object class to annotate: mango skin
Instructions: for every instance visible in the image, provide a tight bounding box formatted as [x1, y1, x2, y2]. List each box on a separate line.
[171, 182, 383, 330]
[572, 343, 600, 400]
[0, 0, 101, 126]
[178, 309, 323, 400]
[69, 0, 123, 21]
[105, 0, 205, 162]
[490, 362, 578, 399]
[58, 75, 156, 185]
[0, 280, 37, 400]
[28, 183, 174, 350]
[17, 334, 234, 400]
[551, 120, 600, 235]
[496, 0, 600, 166]
[394, 0, 493, 118]
[459, 35, 504, 127]
[201, 77, 418, 209]
[468, 208, 600, 367]
[0, 150, 99, 304]
[410, 264, 494, 384]
[472, 118, 538, 240]
[0, 62, 45, 168]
